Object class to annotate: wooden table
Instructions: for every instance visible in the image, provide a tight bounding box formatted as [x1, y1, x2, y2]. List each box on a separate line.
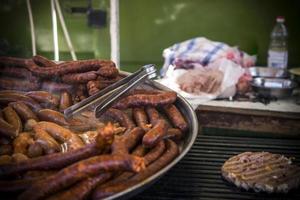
[195, 98, 300, 138]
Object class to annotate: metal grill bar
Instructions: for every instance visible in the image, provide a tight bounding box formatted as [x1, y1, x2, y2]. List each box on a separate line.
[134, 135, 300, 200]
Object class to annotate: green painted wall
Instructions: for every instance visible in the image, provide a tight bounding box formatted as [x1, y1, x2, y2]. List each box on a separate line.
[0, 0, 299, 72]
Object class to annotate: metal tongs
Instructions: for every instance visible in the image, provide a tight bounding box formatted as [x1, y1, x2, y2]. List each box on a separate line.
[64, 64, 157, 119]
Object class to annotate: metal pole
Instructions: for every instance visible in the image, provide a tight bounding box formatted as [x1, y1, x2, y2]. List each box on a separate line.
[110, 0, 120, 68]
[26, 0, 36, 56]
[51, 0, 59, 61]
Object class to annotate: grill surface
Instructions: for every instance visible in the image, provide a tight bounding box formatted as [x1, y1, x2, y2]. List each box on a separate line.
[133, 135, 300, 200]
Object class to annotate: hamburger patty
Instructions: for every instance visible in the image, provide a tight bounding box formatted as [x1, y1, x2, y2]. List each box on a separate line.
[221, 152, 300, 193]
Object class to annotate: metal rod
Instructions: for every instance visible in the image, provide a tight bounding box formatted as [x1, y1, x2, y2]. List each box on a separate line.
[51, 0, 59, 61]
[26, 0, 36, 56]
[110, 0, 120, 68]
[54, 0, 77, 61]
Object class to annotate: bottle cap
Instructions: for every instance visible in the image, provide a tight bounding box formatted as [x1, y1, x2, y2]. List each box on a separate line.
[276, 16, 285, 23]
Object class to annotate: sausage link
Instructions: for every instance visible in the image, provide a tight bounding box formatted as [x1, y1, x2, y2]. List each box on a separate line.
[12, 153, 29, 162]
[0, 127, 112, 177]
[32, 55, 56, 67]
[13, 132, 34, 154]
[33, 126, 61, 154]
[162, 104, 188, 132]
[27, 142, 44, 158]
[113, 91, 177, 109]
[96, 66, 119, 78]
[0, 56, 34, 67]
[61, 71, 98, 83]
[0, 177, 42, 192]
[46, 173, 112, 200]
[0, 144, 13, 155]
[26, 59, 115, 77]
[145, 106, 161, 125]
[26, 91, 59, 108]
[103, 142, 164, 187]
[0, 118, 18, 138]
[0, 155, 12, 164]
[59, 91, 73, 112]
[142, 119, 168, 148]
[164, 128, 183, 141]
[0, 77, 40, 91]
[34, 121, 84, 151]
[92, 139, 178, 199]
[0, 66, 39, 82]
[103, 108, 135, 130]
[111, 127, 145, 155]
[133, 107, 152, 132]
[19, 154, 145, 200]
[0, 92, 41, 112]
[3, 106, 23, 133]
[37, 109, 69, 126]
[9, 101, 38, 121]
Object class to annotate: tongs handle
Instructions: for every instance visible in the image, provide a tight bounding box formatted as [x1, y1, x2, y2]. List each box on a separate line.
[64, 64, 156, 119]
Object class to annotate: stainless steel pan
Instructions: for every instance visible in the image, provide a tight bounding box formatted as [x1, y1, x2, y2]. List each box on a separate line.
[104, 73, 198, 200]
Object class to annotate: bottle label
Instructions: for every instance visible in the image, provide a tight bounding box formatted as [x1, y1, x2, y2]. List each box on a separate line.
[267, 50, 288, 68]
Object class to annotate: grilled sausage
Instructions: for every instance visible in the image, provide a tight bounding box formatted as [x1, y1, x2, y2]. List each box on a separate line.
[13, 132, 34, 154]
[37, 109, 69, 126]
[133, 107, 152, 132]
[162, 104, 188, 132]
[92, 139, 178, 199]
[113, 91, 177, 109]
[0, 92, 41, 112]
[103, 108, 135, 130]
[9, 101, 38, 122]
[34, 122, 84, 151]
[61, 71, 98, 83]
[12, 153, 29, 162]
[0, 66, 39, 82]
[32, 55, 56, 67]
[0, 118, 18, 138]
[0, 77, 40, 91]
[18, 154, 145, 200]
[46, 173, 112, 200]
[26, 91, 59, 108]
[3, 106, 23, 133]
[0, 177, 42, 192]
[33, 126, 61, 154]
[96, 66, 119, 78]
[26, 59, 115, 77]
[0, 56, 34, 67]
[142, 119, 168, 148]
[0, 155, 12, 164]
[111, 127, 145, 155]
[145, 106, 161, 125]
[27, 142, 44, 158]
[0, 144, 13, 155]
[164, 128, 183, 141]
[59, 91, 73, 112]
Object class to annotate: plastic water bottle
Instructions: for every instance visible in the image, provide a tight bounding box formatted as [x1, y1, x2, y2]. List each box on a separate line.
[267, 16, 288, 69]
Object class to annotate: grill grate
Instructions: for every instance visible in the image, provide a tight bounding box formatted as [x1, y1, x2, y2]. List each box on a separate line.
[133, 135, 300, 200]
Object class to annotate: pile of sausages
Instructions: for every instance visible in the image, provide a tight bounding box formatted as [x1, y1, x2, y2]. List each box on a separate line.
[0, 55, 122, 99]
[0, 56, 189, 200]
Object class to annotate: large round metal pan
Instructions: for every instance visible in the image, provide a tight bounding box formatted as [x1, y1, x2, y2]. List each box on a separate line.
[104, 74, 198, 200]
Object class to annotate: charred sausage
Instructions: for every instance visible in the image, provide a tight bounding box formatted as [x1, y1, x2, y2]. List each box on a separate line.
[9, 101, 38, 121]
[3, 106, 23, 133]
[0, 118, 18, 138]
[0, 77, 40, 91]
[0, 92, 41, 112]
[26, 91, 59, 108]
[33, 126, 61, 154]
[113, 91, 177, 109]
[133, 107, 152, 132]
[37, 109, 69, 126]
[32, 55, 56, 67]
[61, 71, 98, 83]
[142, 119, 168, 148]
[18, 154, 145, 200]
[59, 91, 73, 112]
[162, 104, 188, 132]
[103, 108, 135, 130]
[13, 132, 34, 154]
